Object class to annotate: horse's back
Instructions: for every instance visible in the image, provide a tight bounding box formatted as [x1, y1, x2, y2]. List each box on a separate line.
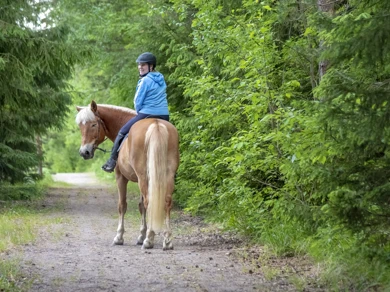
[118, 118, 179, 180]
[131, 118, 178, 143]
[130, 118, 179, 155]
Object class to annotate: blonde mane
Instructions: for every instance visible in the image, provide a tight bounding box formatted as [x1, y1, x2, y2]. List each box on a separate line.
[76, 104, 136, 125]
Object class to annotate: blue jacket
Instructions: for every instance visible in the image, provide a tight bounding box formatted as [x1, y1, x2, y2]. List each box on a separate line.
[134, 72, 169, 115]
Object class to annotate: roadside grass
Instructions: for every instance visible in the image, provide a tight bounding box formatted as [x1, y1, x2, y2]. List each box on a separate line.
[0, 257, 31, 292]
[0, 204, 44, 252]
[0, 201, 51, 291]
[308, 229, 390, 291]
[0, 171, 67, 291]
[248, 218, 390, 291]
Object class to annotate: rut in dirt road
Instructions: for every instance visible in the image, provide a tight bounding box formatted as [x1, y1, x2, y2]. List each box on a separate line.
[8, 174, 318, 292]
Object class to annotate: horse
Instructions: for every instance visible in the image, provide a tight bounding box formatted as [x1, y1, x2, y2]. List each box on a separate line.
[75, 100, 179, 250]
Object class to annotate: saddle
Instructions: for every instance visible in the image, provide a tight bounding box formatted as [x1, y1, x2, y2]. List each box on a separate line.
[118, 115, 167, 151]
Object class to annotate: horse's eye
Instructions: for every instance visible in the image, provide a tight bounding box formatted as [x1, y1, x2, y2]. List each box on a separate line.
[92, 123, 97, 127]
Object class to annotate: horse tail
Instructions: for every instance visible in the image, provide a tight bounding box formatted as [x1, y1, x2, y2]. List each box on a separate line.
[145, 121, 168, 232]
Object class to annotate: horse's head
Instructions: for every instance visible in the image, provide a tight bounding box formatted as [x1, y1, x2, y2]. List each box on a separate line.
[76, 100, 107, 160]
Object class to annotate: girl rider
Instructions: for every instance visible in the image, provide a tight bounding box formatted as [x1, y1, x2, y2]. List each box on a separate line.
[101, 52, 169, 172]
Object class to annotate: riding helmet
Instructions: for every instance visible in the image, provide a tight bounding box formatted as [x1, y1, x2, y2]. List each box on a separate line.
[136, 52, 157, 68]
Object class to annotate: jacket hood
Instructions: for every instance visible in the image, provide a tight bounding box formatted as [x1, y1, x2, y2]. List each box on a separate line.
[145, 72, 165, 86]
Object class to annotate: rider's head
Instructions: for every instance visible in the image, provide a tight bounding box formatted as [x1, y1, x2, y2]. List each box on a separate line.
[136, 52, 157, 77]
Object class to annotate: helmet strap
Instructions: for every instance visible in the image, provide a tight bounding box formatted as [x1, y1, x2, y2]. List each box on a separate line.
[138, 63, 153, 78]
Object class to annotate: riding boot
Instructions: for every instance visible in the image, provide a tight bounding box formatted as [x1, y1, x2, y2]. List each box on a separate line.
[101, 133, 125, 173]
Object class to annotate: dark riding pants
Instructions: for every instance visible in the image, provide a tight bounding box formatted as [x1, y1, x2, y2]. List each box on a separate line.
[118, 113, 170, 136]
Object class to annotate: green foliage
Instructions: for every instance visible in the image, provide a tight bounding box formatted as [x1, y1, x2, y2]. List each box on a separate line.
[172, 0, 314, 226]
[0, 168, 54, 201]
[156, 0, 390, 288]
[55, 0, 146, 105]
[0, 0, 88, 184]
[0, 183, 42, 201]
[307, 0, 390, 251]
[43, 0, 153, 173]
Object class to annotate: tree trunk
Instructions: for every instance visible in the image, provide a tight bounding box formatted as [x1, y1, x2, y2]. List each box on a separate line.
[318, 0, 335, 80]
[36, 135, 43, 176]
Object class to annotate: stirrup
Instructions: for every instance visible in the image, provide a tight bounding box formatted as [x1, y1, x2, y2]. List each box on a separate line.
[101, 158, 117, 173]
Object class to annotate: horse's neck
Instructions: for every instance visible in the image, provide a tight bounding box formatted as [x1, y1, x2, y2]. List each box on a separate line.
[98, 106, 135, 141]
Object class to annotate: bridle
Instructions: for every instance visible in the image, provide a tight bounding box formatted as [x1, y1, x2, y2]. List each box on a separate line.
[93, 112, 109, 154]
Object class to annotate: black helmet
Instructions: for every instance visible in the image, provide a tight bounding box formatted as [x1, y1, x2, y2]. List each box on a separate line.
[136, 52, 157, 68]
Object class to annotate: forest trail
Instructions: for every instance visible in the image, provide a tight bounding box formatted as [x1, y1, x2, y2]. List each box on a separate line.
[5, 173, 322, 291]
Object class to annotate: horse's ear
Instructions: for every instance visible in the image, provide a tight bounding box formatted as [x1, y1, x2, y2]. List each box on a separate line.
[76, 106, 83, 112]
[90, 100, 98, 113]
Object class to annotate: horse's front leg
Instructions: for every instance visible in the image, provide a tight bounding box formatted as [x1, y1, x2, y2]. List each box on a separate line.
[136, 195, 147, 245]
[163, 176, 175, 250]
[113, 173, 128, 245]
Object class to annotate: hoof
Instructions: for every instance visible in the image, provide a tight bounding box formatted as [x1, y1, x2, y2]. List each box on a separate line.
[113, 237, 124, 245]
[141, 244, 154, 249]
[163, 241, 174, 251]
[141, 239, 154, 249]
[136, 235, 145, 245]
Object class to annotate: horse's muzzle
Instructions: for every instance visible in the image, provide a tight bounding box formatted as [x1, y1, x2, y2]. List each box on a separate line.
[79, 145, 94, 160]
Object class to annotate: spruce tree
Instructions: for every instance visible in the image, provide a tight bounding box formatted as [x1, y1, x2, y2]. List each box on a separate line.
[315, 0, 390, 244]
[0, 0, 86, 183]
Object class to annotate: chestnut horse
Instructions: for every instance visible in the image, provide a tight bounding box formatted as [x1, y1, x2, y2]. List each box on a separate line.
[76, 100, 179, 250]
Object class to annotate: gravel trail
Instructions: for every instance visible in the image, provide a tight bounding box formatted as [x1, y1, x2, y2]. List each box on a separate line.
[5, 173, 322, 292]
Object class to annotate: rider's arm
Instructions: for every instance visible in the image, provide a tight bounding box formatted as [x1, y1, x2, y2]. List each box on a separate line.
[134, 78, 149, 113]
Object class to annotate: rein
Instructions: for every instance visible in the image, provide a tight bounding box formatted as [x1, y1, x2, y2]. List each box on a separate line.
[95, 146, 109, 153]
[94, 112, 109, 154]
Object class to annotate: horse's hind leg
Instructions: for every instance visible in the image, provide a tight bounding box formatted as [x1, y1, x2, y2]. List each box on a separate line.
[143, 229, 155, 249]
[137, 194, 147, 245]
[163, 176, 175, 251]
[142, 201, 156, 249]
[137, 177, 155, 249]
[113, 173, 128, 245]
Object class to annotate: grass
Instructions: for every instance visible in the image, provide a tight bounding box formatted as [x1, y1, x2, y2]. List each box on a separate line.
[0, 257, 32, 292]
[0, 171, 66, 291]
[251, 217, 390, 291]
[0, 205, 43, 252]
[0, 202, 51, 291]
[289, 275, 307, 291]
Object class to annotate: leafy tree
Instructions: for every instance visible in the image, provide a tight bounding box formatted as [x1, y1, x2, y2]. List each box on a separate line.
[43, 0, 151, 170]
[45, 0, 196, 170]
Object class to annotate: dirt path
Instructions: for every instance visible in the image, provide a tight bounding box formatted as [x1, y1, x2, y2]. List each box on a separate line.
[6, 173, 322, 291]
